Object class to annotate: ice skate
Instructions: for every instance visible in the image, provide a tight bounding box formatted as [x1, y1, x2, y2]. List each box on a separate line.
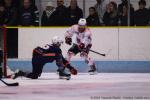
[56, 69, 60, 75]
[59, 71, 71, 80]
[88, 64, 97, 75]
[88, 69, 97, 75]
[12, 69, 25, 79]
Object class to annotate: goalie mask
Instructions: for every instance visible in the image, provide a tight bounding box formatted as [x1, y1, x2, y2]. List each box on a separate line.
[52, 36, 63, 47]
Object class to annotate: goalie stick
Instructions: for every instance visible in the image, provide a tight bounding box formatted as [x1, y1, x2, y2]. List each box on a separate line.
[0, 79, 19, 86]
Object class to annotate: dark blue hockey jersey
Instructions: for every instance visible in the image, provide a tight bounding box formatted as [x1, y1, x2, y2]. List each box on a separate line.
[32, 44, 63, 62]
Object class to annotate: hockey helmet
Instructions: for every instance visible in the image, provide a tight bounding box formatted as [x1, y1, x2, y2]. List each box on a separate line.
[78, 18, 87, 26]
[52, 36, 63, 45]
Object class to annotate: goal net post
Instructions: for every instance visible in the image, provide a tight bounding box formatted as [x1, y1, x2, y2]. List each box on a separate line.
[0, 27, 14, 78]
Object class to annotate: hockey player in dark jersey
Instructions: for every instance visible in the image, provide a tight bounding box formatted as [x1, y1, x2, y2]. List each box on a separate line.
[12, 36, 77, 80]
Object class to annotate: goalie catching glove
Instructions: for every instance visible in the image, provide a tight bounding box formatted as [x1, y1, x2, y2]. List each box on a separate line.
[65, 37, 72, 45]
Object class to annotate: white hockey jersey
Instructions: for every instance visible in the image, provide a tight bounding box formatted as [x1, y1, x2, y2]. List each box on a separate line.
[65, 25, 92, 47]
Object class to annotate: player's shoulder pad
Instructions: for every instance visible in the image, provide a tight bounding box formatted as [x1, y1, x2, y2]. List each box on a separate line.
[85, 28, 92, 37]
[71, 24, 78, 30]
[54, 46, 62, 54]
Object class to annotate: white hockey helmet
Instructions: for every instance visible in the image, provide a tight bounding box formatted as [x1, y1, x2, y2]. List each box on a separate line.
[52, 36, 63, 45]
[78, 18, 87, 26]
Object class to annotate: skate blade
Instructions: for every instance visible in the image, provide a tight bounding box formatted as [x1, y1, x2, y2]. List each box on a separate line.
[59, 76, 71, 80]
[88, 71, 97, 75]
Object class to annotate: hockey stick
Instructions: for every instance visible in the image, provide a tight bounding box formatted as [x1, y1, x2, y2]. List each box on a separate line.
[0, 79, 19, 86]
[89, 49, 106, 56]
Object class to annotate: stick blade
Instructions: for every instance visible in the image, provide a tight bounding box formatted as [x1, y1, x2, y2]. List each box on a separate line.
[1, 79, 19, 86]
[7, 82, 19, 86]
[102, 54, 106, 56]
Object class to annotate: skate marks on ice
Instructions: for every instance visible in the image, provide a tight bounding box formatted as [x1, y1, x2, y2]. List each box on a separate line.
[0, 73, 150, 100]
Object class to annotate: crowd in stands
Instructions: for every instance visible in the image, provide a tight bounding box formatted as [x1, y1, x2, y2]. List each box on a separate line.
[0, 0, 150, 26]
[0, 0, 38, 26]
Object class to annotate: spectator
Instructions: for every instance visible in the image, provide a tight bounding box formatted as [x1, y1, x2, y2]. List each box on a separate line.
[103, 1, 118, 26]
[118, 0, 134, 26]
[12, 0, 35, 10]
[94, 0, 108, 24]
[30, 0, 39, 26]
[66, 0, 83, 25]
[86, 7, 100, 26]
[118, 5, 134, 26]
[3, 0, 17, 26]
[0, 3, 5, 26]
[18, 0, 39, 26]
[51, 0, 67, 26]
[41, 2, 55, 26]
[118, 0, 127, 14]
[12, 0, 21, 9]
[149, 7, 150, 25]
[134, 0, 149, 26]
[118, 0, 134, 15]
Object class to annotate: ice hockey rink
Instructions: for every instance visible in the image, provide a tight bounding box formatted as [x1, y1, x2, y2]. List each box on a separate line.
[1, 27, 150, 100]
[0, 73, 150, 100]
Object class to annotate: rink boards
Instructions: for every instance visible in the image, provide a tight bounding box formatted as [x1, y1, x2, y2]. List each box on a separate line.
[8, 60, 150, 73]
[6, 27, 150, 73]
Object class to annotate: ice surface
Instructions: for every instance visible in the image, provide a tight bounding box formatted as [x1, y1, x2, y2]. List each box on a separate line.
[0, 73, 150, 100]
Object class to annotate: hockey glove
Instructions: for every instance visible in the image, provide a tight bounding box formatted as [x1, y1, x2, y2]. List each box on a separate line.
[79, 43, 85, 50]
[87, 44, 92, 49]
[70, 67, 78, 75]
[65, 37, 72, 45]
[80, 44, 92, 57]
[66, 63, 77, 75]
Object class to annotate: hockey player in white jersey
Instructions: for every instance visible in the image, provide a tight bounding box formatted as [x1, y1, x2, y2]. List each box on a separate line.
[65, 18, 96, 74]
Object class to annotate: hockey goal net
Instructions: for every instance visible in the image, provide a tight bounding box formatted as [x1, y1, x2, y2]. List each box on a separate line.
[0, 27, 14, 78]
